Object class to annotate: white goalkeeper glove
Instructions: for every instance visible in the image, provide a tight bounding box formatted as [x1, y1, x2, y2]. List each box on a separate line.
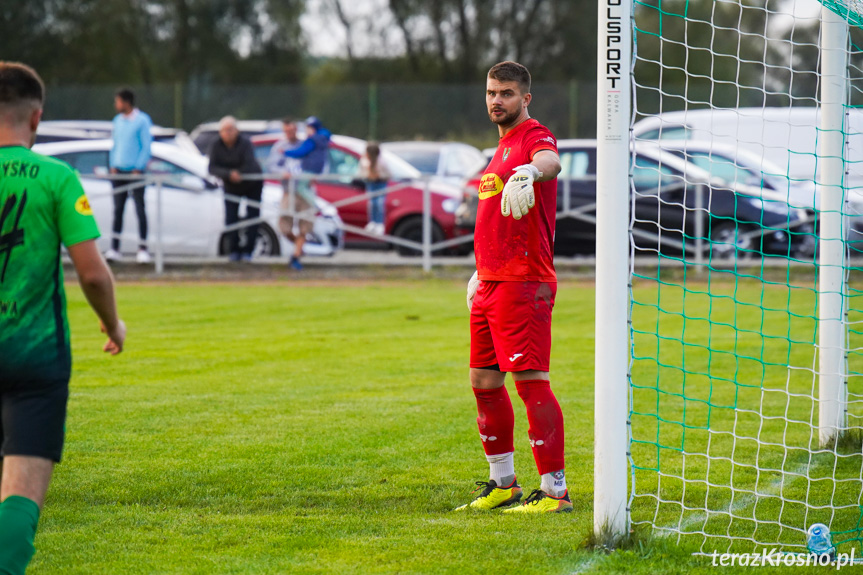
[501, 164, 542, 220]
[467, 270, 479, 311]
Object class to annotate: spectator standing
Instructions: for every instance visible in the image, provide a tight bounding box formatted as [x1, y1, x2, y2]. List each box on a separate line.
[106, 88, 153, 264]
[359, 142, 390, 235]
[280, 116, 331, 270]
[265, 117, 302, 177]
[207, 116, 264, 262]
[266, 118, 309, 261]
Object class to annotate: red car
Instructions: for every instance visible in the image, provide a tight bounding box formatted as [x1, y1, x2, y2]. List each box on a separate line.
[251, 133, 471, 255]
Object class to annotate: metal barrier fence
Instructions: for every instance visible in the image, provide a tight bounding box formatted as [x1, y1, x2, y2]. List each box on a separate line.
[90, 172, 476, 274]
[90, 173, 822, 275]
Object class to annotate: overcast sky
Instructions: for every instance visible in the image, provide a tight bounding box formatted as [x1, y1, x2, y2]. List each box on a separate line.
[301, 0, 401, 58]
[299, 0, 831, 59]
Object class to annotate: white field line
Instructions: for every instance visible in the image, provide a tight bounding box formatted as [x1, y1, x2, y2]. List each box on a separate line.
[568, 555, 603, 574]
[656, 461, 811, 536]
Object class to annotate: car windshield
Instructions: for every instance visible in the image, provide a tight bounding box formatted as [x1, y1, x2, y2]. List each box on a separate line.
[385, 147, 441, 175]
[669, 148, 794, 192]
[253, 140, 421, 180]
[254, 143, 273, 166]
[638, 125, 691, 140]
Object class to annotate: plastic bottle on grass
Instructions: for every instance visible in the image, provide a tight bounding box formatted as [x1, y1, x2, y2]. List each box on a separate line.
[806, 523, 836, 560]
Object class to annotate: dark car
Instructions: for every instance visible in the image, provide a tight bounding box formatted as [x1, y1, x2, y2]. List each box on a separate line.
[457, 139, 814, 258]
[252, 133, 471, 255]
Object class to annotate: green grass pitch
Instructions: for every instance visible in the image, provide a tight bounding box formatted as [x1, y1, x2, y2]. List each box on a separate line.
[27, 278, 846, 573]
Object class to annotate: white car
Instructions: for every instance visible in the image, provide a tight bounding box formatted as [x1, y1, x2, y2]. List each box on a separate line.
[37, 120, 201, 156]
[33, 139, 343, 258]
[632, 107, 863, 190]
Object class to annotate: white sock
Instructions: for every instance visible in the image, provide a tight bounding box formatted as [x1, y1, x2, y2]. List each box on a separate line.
[541, 470, 566, 497]
[486, 452, 515, 486]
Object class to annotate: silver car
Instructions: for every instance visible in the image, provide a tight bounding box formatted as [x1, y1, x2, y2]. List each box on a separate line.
[381, 141, 487, 186]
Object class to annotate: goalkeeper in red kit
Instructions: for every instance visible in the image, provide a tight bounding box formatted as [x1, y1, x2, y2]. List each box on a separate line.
[454, 61, 569, 513]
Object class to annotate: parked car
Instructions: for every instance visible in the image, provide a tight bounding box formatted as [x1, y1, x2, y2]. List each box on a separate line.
[632, 107, 863, 191]
[33, 139, 343, 258]
[656, 139, 863, 253]
[456, 139, 814, 258]
[190, 120, 287, 155]
[36, 120, 200, 156]
[656, 140, 817, 208]
[251, 133, 470, 255]
[381, 141, 487, 186]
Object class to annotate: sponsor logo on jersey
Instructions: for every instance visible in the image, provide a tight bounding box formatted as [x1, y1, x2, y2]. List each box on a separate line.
[0, 299, 18, 317]
[75, 195, 93, 215]
[502, 147, 511, 162]
[478, 173, 504, 200]
[536, 135, 556, 146]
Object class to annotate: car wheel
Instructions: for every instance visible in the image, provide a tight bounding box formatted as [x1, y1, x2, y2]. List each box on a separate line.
[709, 221, 754, 259]
[792, 222, 818, 260]
[219, 224, 281, 257]
[392, 216, 445, 257]
[252, 224, 281, 257]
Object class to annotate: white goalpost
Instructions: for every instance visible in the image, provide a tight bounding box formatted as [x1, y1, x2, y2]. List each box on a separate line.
[595, 0, 632, 542]
[596, 0, 863, 555]
[818, 6, 849, 448]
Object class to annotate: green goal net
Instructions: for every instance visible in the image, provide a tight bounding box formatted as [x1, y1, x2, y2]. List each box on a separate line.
[626, 0, 863, 557]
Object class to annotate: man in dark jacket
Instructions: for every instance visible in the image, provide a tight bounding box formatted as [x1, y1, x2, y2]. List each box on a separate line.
[208, 116, 265, 262]
[280, 116, 331, 270]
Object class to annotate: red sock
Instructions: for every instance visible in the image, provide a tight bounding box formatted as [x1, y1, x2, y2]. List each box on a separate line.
[515, 380, 565, 475]
[473, 385, 515, 455]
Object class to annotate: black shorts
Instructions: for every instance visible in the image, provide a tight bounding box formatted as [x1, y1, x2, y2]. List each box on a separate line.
[0, 378, 69, 462]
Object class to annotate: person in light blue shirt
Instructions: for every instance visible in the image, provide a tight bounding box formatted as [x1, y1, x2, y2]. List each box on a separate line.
[106, 88, 153, 263]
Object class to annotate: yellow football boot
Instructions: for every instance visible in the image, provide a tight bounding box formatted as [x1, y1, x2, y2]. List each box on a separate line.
[502, 489, 573, 513]
[454, 479, 523, 511]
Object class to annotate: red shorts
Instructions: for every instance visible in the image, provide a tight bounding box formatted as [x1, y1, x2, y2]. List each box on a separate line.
[470, 280, 556, 372]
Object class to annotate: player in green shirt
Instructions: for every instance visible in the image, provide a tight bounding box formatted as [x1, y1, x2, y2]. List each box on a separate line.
[0, 62, 126, 575]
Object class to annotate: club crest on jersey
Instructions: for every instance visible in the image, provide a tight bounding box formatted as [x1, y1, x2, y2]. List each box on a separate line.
[502, 147, 511, 162]
[478, 173, 504, 200]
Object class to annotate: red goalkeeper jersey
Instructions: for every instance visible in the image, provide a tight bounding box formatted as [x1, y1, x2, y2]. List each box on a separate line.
[474, 118, 558, 282]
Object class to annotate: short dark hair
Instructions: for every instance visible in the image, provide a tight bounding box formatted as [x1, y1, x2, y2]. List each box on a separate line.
[116, 88, 135, 106]
[488, 61, 531, 94]
[0, 62, 44, 107]
[281, 116, 296, 125]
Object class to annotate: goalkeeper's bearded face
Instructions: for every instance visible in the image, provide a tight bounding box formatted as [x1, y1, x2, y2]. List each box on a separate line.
[486, 78, 530, 127]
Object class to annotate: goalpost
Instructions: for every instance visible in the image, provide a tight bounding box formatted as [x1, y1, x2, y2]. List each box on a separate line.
[596, 0, 863, 555]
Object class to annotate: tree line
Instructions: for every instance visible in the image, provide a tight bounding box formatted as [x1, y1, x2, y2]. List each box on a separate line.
[3, 0, 830, 112]
[3, 0, 597, 85]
